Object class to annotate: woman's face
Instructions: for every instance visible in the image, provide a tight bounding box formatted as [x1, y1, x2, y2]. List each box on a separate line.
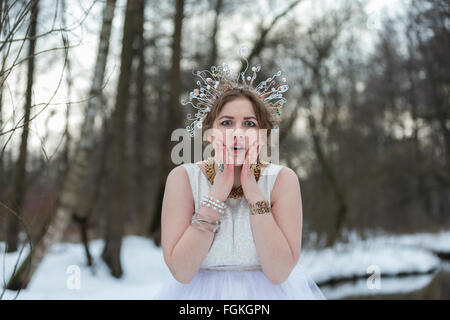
[209, 97, 264, 165]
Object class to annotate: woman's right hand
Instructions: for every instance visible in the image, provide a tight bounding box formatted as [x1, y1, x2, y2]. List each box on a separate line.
[209, 139, 234, 202]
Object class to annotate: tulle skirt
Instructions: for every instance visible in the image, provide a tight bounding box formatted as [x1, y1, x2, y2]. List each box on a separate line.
[154, 264, 326, 300]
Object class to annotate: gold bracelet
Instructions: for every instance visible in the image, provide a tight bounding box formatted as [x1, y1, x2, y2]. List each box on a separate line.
[248, 200, 271, 215]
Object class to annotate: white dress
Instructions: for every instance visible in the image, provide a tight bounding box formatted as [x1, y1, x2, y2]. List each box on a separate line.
[154, 161, 326, 300]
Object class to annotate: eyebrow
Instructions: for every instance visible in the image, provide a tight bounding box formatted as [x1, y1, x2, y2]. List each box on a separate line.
[218, 115, 257, 121]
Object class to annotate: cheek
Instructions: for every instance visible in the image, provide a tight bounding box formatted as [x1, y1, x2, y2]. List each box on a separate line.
[244, 128, 260, 145]
[213, 128, 230, 145]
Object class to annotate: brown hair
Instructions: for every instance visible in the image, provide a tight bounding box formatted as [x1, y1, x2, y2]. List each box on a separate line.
[201, 87, 279, 146]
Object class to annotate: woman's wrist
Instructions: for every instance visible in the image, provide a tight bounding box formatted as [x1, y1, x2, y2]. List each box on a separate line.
[191, 195, 224, 234]
[246, 190, 266, 205]
[198, 205, 221, 221]
[208, 189, 227, 203]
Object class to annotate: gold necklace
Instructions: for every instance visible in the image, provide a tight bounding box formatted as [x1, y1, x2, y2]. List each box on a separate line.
[203, 156, 265, 198]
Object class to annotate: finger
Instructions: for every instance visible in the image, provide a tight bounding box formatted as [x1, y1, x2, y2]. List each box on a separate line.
[246, 145, 253, 165]
[227, 163, 233, 176]
[223, 143, 230, 165]
[251, 144, 258, 164]
[217, 145, 226, 173]
[243, 146, 250, 167]
[220, 142, 226, 165]
[250, 140, 258, 162]
[245, 144, 251, 164]
[222, 143, 227, 165]
[220, 145, 228, 173]
[243, 155, 250, 177]
[226, 145, 234, 166]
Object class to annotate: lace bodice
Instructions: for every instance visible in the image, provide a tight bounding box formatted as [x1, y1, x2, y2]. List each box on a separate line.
[181, 161, 284, 271]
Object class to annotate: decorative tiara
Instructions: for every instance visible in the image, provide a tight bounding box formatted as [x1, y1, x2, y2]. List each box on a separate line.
[181, 47, 289, 137]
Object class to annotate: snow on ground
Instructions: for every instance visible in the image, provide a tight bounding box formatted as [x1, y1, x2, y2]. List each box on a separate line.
[0, 230, 449, 299]
[297, 238, 441, 284]
[295, 230, 450, 298]
[1, 236, 169, 299]
[373, 231, 450, 254]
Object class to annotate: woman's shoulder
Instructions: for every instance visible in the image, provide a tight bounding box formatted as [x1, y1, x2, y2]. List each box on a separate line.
[165, 164, 195, 200]
[167, 164, 188, 181]
[274, 163, 298, 183]
[270, 164, 300, 198]
[168, 162, 196, 180]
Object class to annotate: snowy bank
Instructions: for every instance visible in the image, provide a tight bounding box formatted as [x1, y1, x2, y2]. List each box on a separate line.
[297, 241, 440, 285]
[1, 230, 448, 299]
[1, 236, 169, 299]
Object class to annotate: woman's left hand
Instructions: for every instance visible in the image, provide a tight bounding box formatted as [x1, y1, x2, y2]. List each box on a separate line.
[241, 141, 265, 203]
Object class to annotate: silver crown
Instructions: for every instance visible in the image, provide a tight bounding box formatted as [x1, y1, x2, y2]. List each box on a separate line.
[181, 46, 289, 137]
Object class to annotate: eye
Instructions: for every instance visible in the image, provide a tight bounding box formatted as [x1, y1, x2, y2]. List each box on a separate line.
[220, 120, 231, 126]
[245, 121, 257, 127]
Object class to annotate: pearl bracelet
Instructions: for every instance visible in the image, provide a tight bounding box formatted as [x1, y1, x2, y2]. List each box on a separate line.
[203, 194, 227, 208]
[201, 195, 227, 215]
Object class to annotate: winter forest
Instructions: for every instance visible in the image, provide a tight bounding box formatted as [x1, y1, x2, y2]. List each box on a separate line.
[0, 0, 449, 299]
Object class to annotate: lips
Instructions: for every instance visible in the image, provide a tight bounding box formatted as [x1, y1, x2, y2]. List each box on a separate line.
[226, 143, 245, 153]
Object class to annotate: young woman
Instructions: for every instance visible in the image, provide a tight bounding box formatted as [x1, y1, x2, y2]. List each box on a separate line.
[154, 65, 326, 299]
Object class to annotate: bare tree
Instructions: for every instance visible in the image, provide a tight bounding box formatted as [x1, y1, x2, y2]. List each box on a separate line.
[6, 0, 39, 253]
[411, 0, 450, 183]
[133, 0, 148, 236]
[239, 0, 303, 73]
[0, 0, 35, 88]
[148, 0, 184, 245]
[59, 0, 73, 177]
[101, 0, 144, 278]
[6, 0, 117, 290]
[293, 5, 357, 246]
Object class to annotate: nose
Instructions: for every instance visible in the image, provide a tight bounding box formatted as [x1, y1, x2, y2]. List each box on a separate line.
[232, 127, 245, 144]
[223, 126, 251, 147]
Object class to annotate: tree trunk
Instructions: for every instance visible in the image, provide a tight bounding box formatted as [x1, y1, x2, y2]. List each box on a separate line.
[406, 34, 432, 216]
[149, 0, 184, 244]
[0, 0, 3, 38]
[74, 117, 113, 266]
[307, 111, 347, 247]
[6, 0, 39, 253]
[208, 0, 222, 67]
[6, 0, 116, 290]
[101, 0, 143, 278]
[133, 0, 148, 236]
[0, 76, 3, 183]
[60, 0, 73, 179]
